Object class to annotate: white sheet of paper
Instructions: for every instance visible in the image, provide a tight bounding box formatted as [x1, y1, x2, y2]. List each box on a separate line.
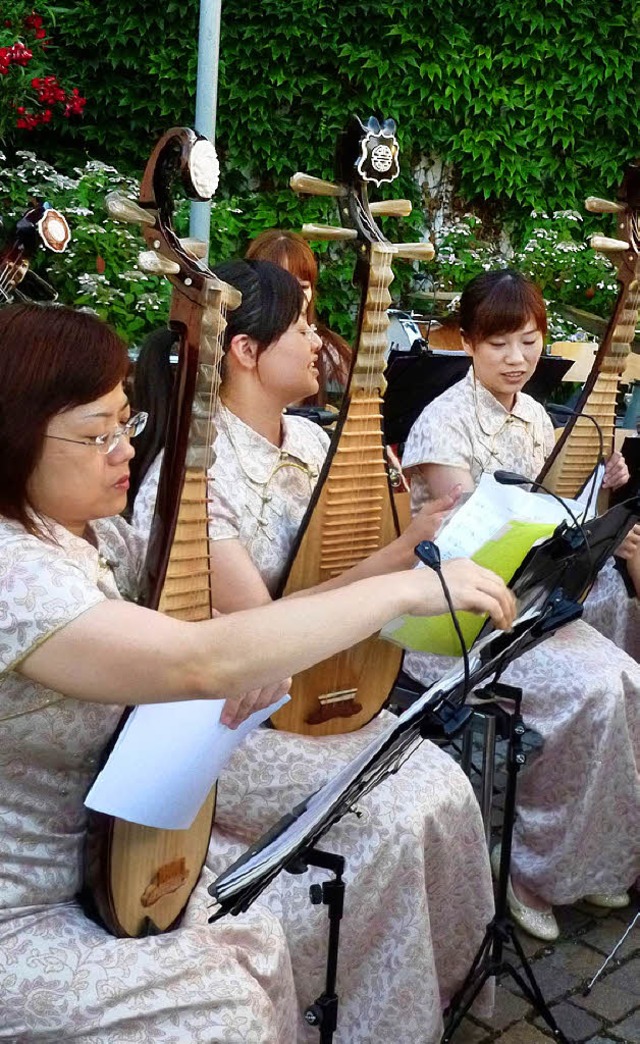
[435, 473, 590, 562]
[84, 694, 289, 830]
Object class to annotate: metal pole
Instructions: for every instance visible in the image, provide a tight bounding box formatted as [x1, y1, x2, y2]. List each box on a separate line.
[189, 0, 222, 250]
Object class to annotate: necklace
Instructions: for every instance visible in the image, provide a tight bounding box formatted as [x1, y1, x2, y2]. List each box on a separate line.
[217, 406, 319, 542]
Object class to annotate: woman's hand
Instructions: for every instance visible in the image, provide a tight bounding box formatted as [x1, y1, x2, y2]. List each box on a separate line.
[406, 558, 516, 631]
[602, 451, 629, 491]
[400, 487, 462, 556]
[615, 523, 640, 561]
[221, 677, 292, 730]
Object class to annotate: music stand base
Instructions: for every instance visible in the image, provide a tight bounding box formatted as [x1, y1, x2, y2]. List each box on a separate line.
[287, 847, 345, 1044]
[442, 915, 569, 1043]
[442, 683, 569, 1044]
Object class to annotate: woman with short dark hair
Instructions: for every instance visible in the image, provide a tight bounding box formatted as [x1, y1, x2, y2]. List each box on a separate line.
[402, 269, 640, 941]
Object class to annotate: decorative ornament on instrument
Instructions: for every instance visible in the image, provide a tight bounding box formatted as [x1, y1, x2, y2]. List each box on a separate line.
[356, 116, 400, 187]
[0, 201, 70, 304]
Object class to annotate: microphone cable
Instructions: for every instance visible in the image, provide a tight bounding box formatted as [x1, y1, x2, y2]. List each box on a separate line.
[545, 402, 605, 520]
[414, 540, 470, 698]
[493, 469, 592, 565]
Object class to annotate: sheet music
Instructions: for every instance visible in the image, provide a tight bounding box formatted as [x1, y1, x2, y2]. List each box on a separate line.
[381, 474, 594, 656]
[85, 694, 289, 830]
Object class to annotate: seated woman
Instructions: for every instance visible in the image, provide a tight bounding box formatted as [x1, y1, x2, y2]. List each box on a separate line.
[0, 302, 513, 1042]
[131, 258, 509, 1042]
[402, 269, 640, 940]
[246, 228, 351, 407]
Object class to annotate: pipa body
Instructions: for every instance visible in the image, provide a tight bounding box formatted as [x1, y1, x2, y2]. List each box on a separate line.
[540, 162, 640, 500]
[271, 117, 434, 736]
[83, 129, 238, 938]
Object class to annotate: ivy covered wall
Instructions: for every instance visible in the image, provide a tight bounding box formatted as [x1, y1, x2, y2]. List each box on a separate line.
[3, 1, 637, 341]
[35, 0, 639, 220]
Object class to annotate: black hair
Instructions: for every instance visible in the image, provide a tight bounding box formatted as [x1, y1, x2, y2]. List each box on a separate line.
[126, 326, 177, 516]
[459, 269, 548, 344]
[212, 258, 305, 353]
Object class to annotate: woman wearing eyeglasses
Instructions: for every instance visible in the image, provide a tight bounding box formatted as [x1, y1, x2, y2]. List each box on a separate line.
[0, 301, 514, 1042]
[401, 269, 640, 942]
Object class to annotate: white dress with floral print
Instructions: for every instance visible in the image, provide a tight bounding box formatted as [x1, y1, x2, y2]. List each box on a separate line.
[134, 405, 497, 1044]
[401, 372, 640, 903]
[0, 514, 298, 1043]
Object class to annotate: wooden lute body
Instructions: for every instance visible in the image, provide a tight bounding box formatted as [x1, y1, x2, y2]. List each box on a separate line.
[82, 128, 240, 938]
[270, 116, 434, 736]
[539, 161, 640, 500]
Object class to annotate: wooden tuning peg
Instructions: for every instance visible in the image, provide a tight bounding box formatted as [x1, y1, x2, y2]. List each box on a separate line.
[369, 200, 413, 218]
[301, 223, 358, 242]
[393, 241, 435, 262]
[138, 250, 181, 275]
[589, 235, 630, 253]
[220, 282, 242, 310]
[179, 237, 208, 259]
[105, 191, 155, 226]
[585, 197, 625, 214]
[290, 173, 347, 197]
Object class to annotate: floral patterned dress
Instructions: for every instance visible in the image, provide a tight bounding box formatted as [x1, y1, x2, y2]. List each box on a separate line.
[0, 514, 298, 1043]
[401, 372, 640, 903]
[134, 404, 497, 1044]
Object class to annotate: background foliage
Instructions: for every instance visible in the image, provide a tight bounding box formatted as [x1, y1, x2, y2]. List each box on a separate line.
[1, 0, 638, 342]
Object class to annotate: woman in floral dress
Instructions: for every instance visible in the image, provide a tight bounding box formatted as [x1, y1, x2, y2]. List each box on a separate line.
[0, 301, 512, 1042]
[133, 259, 511, 1042]
[402, 269, 640, 941]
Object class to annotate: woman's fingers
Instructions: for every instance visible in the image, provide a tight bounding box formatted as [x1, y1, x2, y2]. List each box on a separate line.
[221, 677, 292, 729]
[409, 491, 458, 541]
[440, 559, 516, 630]
[615, 525, 640, 560]
[603, 451, 629, 490]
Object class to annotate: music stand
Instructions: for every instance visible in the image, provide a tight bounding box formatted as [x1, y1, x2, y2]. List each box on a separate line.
[209, 497, 640, 1043]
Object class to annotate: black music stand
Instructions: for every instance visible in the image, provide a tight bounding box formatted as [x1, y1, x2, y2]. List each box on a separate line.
[383, 350, 572, 447]
[208, 497, 640, 1044]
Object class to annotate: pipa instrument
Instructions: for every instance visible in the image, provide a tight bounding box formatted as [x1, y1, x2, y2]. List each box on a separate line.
[82, 128, 240, 938]
[0, 200, 69, 303]
[270, 115, 434, 736]
[538, 161, 640, 499]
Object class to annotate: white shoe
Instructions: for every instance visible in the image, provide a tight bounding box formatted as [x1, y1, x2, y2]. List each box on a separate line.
[583, 892, 630, 909]
[490, 845, 560, 943]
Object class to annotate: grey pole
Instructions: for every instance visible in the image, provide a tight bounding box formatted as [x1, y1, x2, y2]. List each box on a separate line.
[189, 0, 222, 251]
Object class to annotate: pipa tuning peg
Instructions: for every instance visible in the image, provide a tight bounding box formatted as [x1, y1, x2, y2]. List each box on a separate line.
[585, 196, 625, 214]
[393, 241, 435, 262]
[369, 200, 412, 218]
[290, 173, 347, 198]
[105, 191, 156, 226]
[178, 237, 208, 259]
[301, 223, 358, 242]
[138, 250, 181, 275]
[221, 282, 242, 310]
[590, 235, 630, 253]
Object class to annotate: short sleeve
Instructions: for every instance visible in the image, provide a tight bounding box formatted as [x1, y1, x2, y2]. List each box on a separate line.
[131, 453, 162, 537]
[542, 410, 556, 458]
[402, 400, 474, 472]
[207, 473, 242, 542]
[0, 535, 105, 674]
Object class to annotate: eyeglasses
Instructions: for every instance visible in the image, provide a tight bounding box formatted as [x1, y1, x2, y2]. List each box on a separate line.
[45, 411, 149, 456]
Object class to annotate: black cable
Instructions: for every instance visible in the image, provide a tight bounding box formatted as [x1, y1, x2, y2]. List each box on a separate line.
[493, 469, 593, 566]
[546, 402, 605, 519]
[414, 540, 471, 697]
